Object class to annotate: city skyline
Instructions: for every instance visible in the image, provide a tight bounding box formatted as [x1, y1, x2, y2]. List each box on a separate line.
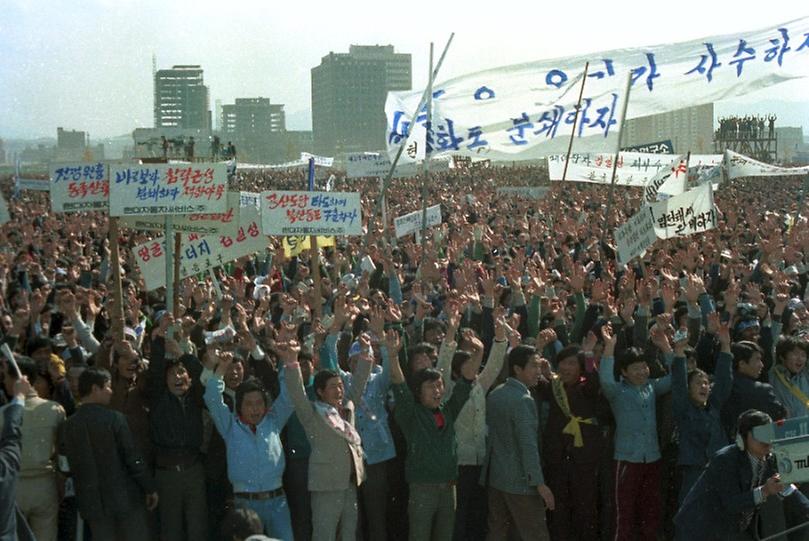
[1, 1, 809, 140]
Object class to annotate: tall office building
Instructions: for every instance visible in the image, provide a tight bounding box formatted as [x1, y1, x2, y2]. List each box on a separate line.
[622, 103, 714, 154]
[312, 45, 411, 155]
[154, 65, 211, 130]
[220, 98, 286, 162]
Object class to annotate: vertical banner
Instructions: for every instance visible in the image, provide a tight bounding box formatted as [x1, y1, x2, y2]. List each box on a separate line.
[615, 210, 657, 264]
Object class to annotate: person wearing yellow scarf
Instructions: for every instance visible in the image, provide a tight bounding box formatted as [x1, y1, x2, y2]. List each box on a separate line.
[536, 344, 604, 541]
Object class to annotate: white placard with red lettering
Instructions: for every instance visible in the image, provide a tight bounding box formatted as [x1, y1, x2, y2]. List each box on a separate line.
[260, 190, 362, 236]
[50, 162, 110, 212]
[133, 205, 266, 291]
[109, 163, 228, 217]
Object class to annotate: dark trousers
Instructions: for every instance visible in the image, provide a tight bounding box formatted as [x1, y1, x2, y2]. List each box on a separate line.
[613, 460, 662, 541]
[86, 505, 150, 541]
[546, 459, 599, 541]
[359, 460, 390, 541]
[283, 456, 312, 541]
[453, 465, 487, 541]
[155, 461, 208, 541]
[486, 487, 550, 541]
[205, 475, 233, 541]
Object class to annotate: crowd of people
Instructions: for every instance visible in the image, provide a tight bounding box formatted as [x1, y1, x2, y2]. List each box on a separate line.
[1, 163, 809, 541]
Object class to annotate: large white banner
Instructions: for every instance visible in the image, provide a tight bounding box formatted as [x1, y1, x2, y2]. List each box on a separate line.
[726, 149, 809, 179]
[549, 152, 722, 186]
[261, 191, 363, 236]
[132, 206, 266, 291]
[387, 17, 809, 161]
[121, 192, 241, 235]
[50, 162, 109, 212]
[615, 209, 657, 265]
[394, 204, 442, 238]
[110, 163, 228, 216]
[648, 183, 718, 239]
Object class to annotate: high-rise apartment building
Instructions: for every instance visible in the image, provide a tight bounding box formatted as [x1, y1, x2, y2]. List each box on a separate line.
[154, 65, 211, 130]
[312, 45, 411, 155]
[220, 98, 286, 162]
[622, 103, 714, 154]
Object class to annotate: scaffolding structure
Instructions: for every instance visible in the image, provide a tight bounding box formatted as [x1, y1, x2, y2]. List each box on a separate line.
[714, 115, 778, 163]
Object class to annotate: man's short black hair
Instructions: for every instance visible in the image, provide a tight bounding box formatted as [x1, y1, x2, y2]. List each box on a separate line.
[737, 409, 772, 440]
[235, 377, 267, 415]
[26, 336, 53, 357]
[4, 355, 36, 382]
[313, 369, 340, 397]
[410, 367, 442, 399]
[732, 340, 763, 369]
[220, 507, 263, 540]
[508, 345, 538, 377]
[618, 347, 647, 373]
[78, 368, 111, 398]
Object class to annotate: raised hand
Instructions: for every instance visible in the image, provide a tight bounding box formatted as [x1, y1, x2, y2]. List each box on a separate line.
[601, 323, 617, 357]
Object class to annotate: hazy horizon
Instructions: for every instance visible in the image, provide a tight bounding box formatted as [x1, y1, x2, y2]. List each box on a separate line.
[2, 1, 808, 140]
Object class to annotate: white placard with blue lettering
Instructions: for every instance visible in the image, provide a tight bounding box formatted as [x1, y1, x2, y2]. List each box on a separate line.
[109, 163, 228, 217]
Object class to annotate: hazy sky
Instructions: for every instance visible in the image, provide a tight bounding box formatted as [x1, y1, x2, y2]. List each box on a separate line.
[1, 1, 808, 139]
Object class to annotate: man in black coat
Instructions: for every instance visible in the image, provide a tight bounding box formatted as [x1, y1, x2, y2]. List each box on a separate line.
[721, 341, 787, 439]
[675, 410, 809, 540]
[59, 367, 158, 541]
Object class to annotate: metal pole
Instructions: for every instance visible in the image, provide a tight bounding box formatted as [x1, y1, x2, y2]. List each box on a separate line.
[600, 72, 633, 247]
[165, 215, 174, 318]
[109, 217, 126, 341]
[561, 62, 590, 182]
[420, 42, 434, 240]
[173, 232, 181, 319]
[307, 157, 322, 319]
[793, 174, 809, 226]
[378, 33, 454, 227]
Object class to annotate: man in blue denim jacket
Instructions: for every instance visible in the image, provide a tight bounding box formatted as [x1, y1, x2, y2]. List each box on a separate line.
[599, 323, 673, 541]
[204, 351, 295, 541]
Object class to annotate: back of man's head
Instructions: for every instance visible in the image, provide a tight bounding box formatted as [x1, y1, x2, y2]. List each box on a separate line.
[737, 409, 772, 441]
[221, 507, 263, 541]
[78, 368, 111, 399]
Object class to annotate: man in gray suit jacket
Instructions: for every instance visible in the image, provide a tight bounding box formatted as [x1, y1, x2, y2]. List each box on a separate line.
[283, 335, 372, 541]
[482, 344, 554, 541]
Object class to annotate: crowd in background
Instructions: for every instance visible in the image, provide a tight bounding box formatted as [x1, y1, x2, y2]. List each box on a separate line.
[1, 164, 809, 541]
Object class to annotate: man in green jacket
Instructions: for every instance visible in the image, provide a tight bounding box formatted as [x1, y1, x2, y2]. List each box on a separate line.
[387, 329, 474, 541]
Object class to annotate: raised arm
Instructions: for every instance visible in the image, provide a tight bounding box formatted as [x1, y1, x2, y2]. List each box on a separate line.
[598, 323, 620, 400]
[202, 351, 236, 437]
[710, 319, 734, 408]
[348, 333, 374, 406]
[282, 339, 319, 434]
[436, 302, 461, 382]
[477, 315, 508, 393]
